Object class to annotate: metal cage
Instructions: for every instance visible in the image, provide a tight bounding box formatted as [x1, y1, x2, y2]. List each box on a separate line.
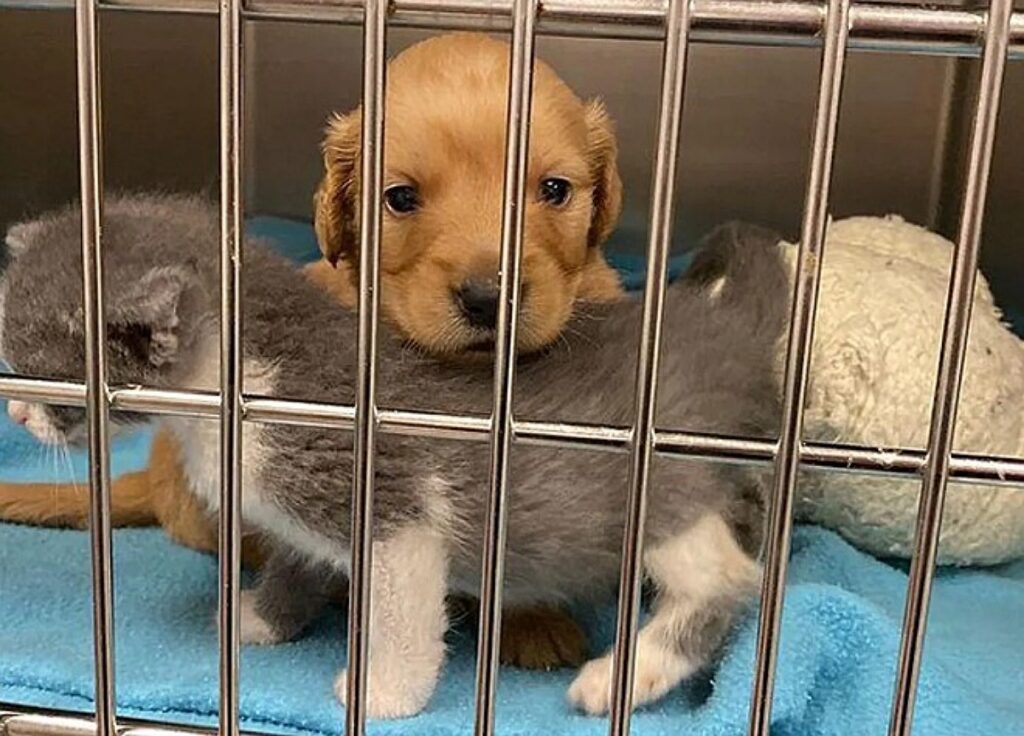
[1, 2, 1022, 736]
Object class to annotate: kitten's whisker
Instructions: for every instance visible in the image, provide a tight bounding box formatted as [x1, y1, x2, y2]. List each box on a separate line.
[48, 441, 66, 520]
[61, 441, 83, 499]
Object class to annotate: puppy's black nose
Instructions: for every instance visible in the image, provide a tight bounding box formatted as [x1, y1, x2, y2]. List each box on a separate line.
[455, 279, 500, 330]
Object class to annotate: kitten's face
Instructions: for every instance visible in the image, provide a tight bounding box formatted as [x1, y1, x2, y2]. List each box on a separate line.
[1, 201, 200, 447]
[0, 274, 150, 447]
[1, 218, 90, 445]
[6, 400, 88, 445]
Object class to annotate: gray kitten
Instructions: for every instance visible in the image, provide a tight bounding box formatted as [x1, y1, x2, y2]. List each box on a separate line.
[0, 193, 787, 718]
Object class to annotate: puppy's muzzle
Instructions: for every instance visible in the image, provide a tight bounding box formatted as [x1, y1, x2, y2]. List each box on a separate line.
[454, 279, 499, 329]
[453, 278, 532, 332]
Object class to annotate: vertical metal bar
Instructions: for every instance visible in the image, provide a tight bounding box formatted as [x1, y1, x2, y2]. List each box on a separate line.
[217, 0, 243, 733]
[74, 0, 116, 733]
[924, 57, 964, 232]
[473, 1, 537, 734]
[605, 1, 691, 734]
[747, 0, 850, 733]
[344, 0, 386, 734]
[888, 2, 1013, 734]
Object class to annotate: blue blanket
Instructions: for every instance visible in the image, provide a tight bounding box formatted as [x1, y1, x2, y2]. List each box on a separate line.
[1, 218, 1021, 735]
[1, 524, 1021, 736]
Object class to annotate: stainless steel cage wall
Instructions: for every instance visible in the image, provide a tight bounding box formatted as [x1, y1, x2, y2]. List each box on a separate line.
[0, 2, 1022, 736]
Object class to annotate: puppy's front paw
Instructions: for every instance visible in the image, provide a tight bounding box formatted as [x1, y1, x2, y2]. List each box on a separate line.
[567, 645, 693, 715]
[500, 606, 588, 670]
[239, 589, 282, 645]
[333, 663, 438, 719]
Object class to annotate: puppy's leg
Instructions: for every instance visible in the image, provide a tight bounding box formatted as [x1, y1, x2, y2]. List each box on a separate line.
[500, 605, 588, 669]
[334, 523, 448, 719]
[568, 514, 760, 715]
[239, 548, 340, 644]
[450, 597, 587, 669]
[0, 469, 154, 529]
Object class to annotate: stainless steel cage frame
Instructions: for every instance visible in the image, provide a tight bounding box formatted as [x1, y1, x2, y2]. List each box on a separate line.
[0, 1, 1021, 736]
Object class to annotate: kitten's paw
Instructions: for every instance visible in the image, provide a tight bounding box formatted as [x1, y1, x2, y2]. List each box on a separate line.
[500, 606, 588, 670]
[239, 589, 282, 645]
[567, 654, 614, 715]
[567, 645, 693, 715]
[333, 665, 437, 719]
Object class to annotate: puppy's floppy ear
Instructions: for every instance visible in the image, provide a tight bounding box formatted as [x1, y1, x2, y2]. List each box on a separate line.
[106, 262, 198, 368]
[583, 99, 623, 249]
[314, 110, 362, 268]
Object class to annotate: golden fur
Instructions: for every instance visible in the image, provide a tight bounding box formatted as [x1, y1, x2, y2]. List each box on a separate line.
[313, 33, 624, 352]
[0, 32, 625, 669]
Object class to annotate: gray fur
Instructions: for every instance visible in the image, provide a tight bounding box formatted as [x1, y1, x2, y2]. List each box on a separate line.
[254, 550, 347, 641]
[0, 193, 789, 709]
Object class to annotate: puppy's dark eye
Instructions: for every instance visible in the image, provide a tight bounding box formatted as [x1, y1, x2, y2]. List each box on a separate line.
[539, 177, 572, 207]
[384, 184, 420, 215]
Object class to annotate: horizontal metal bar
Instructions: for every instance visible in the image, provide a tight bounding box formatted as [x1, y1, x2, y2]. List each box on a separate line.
[2, 374, 1023, 486]
[0, 707, 257, 736]
[3, 714, 97, 736]
[2, 0, 1023, 56]
[3, 714, 121, 736]
[0, 377, 86, 406]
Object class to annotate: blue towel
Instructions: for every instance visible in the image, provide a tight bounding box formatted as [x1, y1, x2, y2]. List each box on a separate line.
[0, 523, 1022, 736]
[2, 217, 1021, 734]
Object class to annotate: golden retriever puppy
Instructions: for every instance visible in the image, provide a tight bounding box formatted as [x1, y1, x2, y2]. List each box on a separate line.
[307, 32, 625, 352]
[0, 32, 626, 670]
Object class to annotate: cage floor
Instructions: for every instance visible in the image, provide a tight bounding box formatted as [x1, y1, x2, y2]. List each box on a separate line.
[1, 521, 1022, 736]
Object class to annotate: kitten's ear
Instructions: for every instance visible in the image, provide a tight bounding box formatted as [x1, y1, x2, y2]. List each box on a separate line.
[4, 221, 43, 263]
[108, 263, 199, 368]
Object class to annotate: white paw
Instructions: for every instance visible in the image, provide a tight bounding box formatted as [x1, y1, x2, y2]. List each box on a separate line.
[567, 654, 615, 715]
[567, 644, 694, 715]
[239, 589, 282, 645]
[333, 661, 439, 720]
